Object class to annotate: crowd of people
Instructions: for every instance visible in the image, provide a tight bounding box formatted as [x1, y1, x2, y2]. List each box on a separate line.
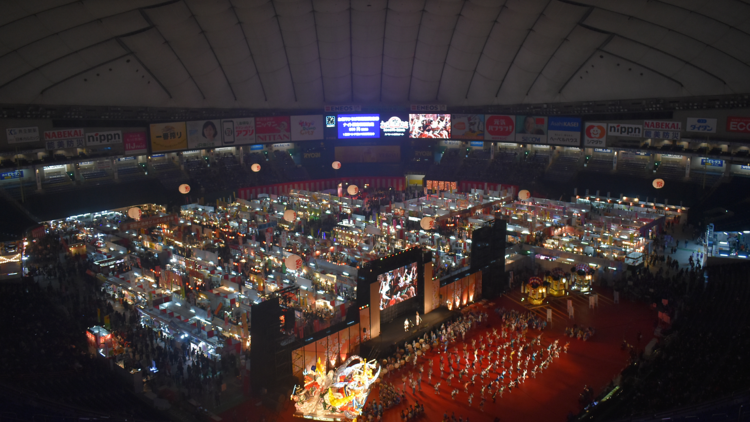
[365, 305, 576, 422]
[610, 261, 750, 418]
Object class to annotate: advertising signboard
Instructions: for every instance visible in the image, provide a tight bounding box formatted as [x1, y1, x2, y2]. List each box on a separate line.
[379, 114, 409, 138]
[547, 117, 581, 146]
[45, 128, 85, 150]
[409, 114, 451, 138]
[6, 127, 39, 144]
[124, 132, 148, 155]
[583, 123, 607, 147]
[221, 118, 255, 145]
[484, 115, 515, 141]
[150, 122, 188, 152]
[187, 120, 221, 149]
[337, 114, 380, 139]
[256, 116, 291, 143]
[515, 116, 547, 144]
[290, 115, 324, 141]
[451, 114, 484, 140]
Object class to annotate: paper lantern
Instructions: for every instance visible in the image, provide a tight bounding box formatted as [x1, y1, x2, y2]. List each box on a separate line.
[332, 161, 342, 170]
[127, 207, 142, 220]
[251, 163, 261, 172]
[420, 217, 436, 231]
[652, 178, 665, 189]
[179, 184, 191, 194]
[283, 210, 297, 222]
[518, 190, 531, 200]
[347, 185, 359, 196]
[285, 254, 303, 271]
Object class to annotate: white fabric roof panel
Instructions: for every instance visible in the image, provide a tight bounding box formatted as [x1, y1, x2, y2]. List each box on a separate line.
[2, 0, 750, 108]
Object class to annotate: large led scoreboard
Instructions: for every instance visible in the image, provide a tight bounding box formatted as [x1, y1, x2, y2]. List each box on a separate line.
[326, 113, 449, 139]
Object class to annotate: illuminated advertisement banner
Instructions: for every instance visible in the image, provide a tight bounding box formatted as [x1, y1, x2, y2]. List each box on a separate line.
[337, 114, 380, 139]
[256, 116, 291, 143]
[583, 123, 607, 147]
[515, 116, 547, 144]
[150, 122, 187, 152]
[85, 130, 122, 146]
[123, 132, 148, 155]
[290, 115, 324, 141]
[686, 118, 716, 133]
[451, 114, 484, 140]
[6, 127, 39, 144]
[484, 115, 514, 141]
[221, 118, 255, 145]
[45, 128, 85, 150]
[379, 114, 409, 138]
[409, 114, 451, 138]
[187, 120, 221, 149]
[547, 117, 581, 146]
[726, 116, 750, 133]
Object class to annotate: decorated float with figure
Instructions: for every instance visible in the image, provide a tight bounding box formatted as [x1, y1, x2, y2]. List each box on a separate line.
[292, 355, 380, 420]
[570, 263, 595, 293]
[524, 276, 548, 306]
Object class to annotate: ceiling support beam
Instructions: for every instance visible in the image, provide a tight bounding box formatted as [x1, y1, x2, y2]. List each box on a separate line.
[269, 0, 298, 103]
[407, 1, 427, 102]
[183, 1, 237, 101]
[558, 0, 750, 70]
[115, 38, 173, 99]
[495, 0, 553, 98]
[464, 2, 507, 99]
[311, 0, 327, 103]
[435, 0, 469, 101]
[40, 53, 132, 95]
[557, 33, 613, 94]
[578, 23, 729, 86]
[378, 0, 390, 103]
[228, 0, 268, 102]
[140, 9, 205, 99]
[0, 0, 180, 62]
[349, 0, 354, 102]
[525, 6, 593, 97]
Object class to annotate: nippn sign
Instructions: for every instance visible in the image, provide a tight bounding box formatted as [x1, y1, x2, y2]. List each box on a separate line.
[85, 131, 122, 146]
[607, 123, 642, 138]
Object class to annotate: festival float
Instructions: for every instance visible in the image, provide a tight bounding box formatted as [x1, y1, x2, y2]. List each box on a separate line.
[547, 267, 568, 297]
[571, 263, 595, 293]
[524, 276, 547, 306]
[292, 356, 380, 421]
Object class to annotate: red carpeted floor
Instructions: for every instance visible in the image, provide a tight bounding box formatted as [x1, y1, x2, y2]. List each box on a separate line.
[222, 287, 655, 422]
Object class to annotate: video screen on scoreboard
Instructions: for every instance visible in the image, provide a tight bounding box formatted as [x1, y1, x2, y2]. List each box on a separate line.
[337, 114, 380, 139]
[409, 114, 451, 138]
[377, 262, 418, 311]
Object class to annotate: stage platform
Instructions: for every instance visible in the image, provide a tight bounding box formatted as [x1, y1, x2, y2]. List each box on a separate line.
[359, 306, 457, 360]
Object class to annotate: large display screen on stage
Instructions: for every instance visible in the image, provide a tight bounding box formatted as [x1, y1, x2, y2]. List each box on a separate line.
[337, 114, 380, 139]
[409, 114, 451, 138]
[377, 262, 418, 310]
